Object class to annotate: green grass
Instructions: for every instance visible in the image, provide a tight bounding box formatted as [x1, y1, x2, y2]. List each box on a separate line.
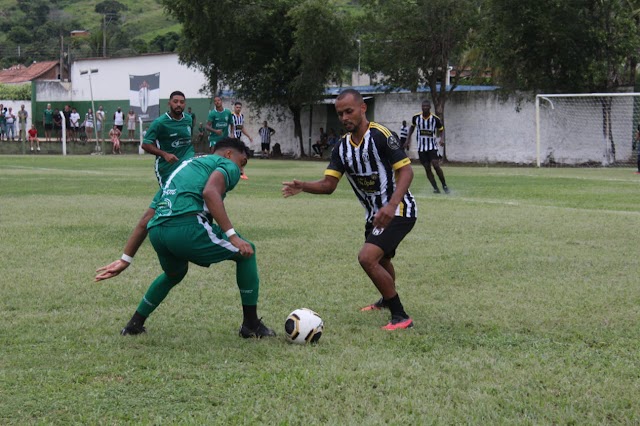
[1, 155, 639, 424]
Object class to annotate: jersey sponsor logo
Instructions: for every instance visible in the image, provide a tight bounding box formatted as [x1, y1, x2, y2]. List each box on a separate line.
[171, 139, 191, 148]
[156, 198, 173, 216]
[162, 189, 177, 196]
[387, 134, 401, 150]
[354, 173, 381, 195]
[419, 130, 434, 136]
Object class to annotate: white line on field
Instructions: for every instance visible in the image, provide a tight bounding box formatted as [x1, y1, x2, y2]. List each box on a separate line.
[5, 165, 106, 174]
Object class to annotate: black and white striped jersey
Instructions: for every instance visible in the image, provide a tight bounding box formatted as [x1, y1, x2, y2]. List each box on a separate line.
[232, 113, 244, 138]
[325, 122, 417, 223]
[411, 113, 443, 151]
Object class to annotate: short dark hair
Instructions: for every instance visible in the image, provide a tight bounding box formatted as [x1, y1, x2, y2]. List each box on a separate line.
[337, 88, 364, 103]
[234, 101, 242, 106]
[170, 90, 186, 100]
[212, 137, 250, 157]
[422, 100, 431, 106]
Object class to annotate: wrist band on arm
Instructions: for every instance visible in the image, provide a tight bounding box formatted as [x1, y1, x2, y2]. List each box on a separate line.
[121, 254, 133, 263]
[225, 228, 237, 238]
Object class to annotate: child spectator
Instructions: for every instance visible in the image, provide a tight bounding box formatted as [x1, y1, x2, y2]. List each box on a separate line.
[28, 124, 40, 152]
[109, 125, 122, 154]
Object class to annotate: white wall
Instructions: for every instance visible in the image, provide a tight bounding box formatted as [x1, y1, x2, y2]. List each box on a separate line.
[0, 100, 33, 135]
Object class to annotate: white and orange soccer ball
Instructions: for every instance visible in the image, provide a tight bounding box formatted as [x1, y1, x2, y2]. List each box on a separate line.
[284, 308, 323, 344]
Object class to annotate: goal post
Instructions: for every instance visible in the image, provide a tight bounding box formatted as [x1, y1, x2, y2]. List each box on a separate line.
[535, 92, 640, 167]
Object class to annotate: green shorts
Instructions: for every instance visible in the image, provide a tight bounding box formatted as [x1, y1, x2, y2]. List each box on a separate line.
[148, 214, 242, 274]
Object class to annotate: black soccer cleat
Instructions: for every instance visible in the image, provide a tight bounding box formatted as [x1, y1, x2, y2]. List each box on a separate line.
[433, 188, 441, 194]
[120, 322, 146, 336]
[443, 185, 450, 194]
[239, 318, 276, 339]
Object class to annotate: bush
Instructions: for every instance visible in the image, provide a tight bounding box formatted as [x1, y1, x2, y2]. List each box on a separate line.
[0, 83, 31, 100]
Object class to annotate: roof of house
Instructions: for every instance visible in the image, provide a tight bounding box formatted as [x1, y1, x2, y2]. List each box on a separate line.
[0, 61, 59, 84]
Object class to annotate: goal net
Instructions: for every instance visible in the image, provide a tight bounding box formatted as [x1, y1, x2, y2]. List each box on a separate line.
[535, 93, 640, 167]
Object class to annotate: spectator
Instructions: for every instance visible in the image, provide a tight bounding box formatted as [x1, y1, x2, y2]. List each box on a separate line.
[114, 107, 125, 132]
[197, 121, 206, 147]
[109, 124, 122, 154]
[96, 105, 105, 142]
[5, 107, 16, 141]
[28, 124, 40, 152]
[17, 104, 28, 142]
[127, 108, 136, 140]
[399, 120, 409, 149]
[85, 108, 95, 141]
[187, 107, 196, 129]
[53, 109, 62, 142]
[0, 104, 5, 141]
[312, 127, 328, 157]
[70, 108, 81, 142]
[62, 105, 71, 141]
[258, 121, 275, 158]
[43, 103, 54, 142]
[327, 128, 339, 147]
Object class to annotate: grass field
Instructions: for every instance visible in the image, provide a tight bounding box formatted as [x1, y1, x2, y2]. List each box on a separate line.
[1, 155, 639, 424]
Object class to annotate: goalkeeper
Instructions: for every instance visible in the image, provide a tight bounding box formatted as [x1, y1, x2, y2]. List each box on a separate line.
[95, 138, 276, 339]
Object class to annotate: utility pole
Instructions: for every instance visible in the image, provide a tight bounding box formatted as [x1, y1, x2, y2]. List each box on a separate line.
[59, 33, 64, 80]
[103, 14, 107, 58]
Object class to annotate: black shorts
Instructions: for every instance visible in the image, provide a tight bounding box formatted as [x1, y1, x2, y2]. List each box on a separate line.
[44, 123, 53, 131]
[364, 216, 416, 259]
[116, 125, 124, 132]
[419, 150, 441, 164]
[261, 142, 270, 151]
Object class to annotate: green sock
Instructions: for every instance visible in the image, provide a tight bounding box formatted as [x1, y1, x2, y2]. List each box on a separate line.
[235, 246, 260, 306]
[136, 269, 187, 317]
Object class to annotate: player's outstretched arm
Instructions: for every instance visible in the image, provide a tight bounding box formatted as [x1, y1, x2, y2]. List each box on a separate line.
[94, 208, 154, 282]
[282, 176, 339, 197]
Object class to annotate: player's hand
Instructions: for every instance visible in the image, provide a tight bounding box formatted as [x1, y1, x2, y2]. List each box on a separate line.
[95, 259, 130, 282]
[214, 129, 222, 135]
[163, 153, 179, 163]
[282, 180, 304, 198]
[230, 235, 253, 257]
[372, 204, 396, 230]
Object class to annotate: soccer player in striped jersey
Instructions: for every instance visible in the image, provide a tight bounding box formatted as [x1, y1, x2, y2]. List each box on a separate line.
[407, 100, 449, 193]
[232, 102, 252, 179]
[282, 89, 417, 330]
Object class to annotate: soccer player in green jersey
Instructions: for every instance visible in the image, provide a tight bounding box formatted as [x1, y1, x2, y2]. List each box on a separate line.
[142, 91, 195, 186]
[96, 138, 276, 338]
[206, 96, 235, 152]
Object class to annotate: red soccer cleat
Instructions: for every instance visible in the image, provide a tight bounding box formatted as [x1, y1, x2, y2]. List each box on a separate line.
[381, 316, 414, 330]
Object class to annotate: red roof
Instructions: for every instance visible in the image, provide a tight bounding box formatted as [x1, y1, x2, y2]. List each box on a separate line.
[0, 61, 59, 84]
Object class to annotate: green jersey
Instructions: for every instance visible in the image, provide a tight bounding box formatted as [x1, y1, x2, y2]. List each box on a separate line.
[43, 109, 53, 125]
[207, 108, 233, 144]
[144, 112, 195, 185]
[148, 154, 241, 229]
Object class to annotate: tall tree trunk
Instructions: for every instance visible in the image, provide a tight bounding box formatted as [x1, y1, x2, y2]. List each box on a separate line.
[290, 104, 305, 157]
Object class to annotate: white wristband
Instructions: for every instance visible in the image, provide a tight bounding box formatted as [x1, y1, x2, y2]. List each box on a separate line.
[225, 228, 237, 238]
[121, 254, 133, 263]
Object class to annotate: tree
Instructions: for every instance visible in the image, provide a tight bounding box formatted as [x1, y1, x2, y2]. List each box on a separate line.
[359, 0, 481, 159]
[482, 0, 640, 92]
[162, 0, 353, 156]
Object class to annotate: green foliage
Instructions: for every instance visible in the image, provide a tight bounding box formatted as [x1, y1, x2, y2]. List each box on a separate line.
[482, 0, 640, 92]
[0, 83, 31, 100]
[1, 157, 640, 423]
[359, 0, 481, 119]
[95, 0, 128, 15]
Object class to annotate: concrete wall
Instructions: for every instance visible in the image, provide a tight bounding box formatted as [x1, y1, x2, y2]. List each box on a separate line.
[0, 100, 33, 140]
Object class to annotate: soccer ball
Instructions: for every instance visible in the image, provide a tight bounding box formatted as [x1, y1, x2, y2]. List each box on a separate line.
[284, 308, 323, 344]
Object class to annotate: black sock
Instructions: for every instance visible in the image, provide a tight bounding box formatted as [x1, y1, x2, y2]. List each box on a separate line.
[242, 305, 259, 327]
[128, 310, 147, 327]
[384, 294, 408, 319]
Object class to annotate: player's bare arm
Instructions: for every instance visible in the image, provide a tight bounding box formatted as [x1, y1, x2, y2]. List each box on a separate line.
[372, 164, 413, 229]
[203, 170, 253, 257]
[95, 208, 154, 282]
[141, 143, 179, 163]
[282, 175, 339, 197]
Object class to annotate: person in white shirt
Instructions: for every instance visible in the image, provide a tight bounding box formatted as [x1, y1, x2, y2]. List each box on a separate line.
[70, 108, 81, 142]
[114, 107, 125, 132]
[96, 105, 105, 141]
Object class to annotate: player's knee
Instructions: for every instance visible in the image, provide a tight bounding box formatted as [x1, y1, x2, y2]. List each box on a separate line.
[167, 266, 188, 284]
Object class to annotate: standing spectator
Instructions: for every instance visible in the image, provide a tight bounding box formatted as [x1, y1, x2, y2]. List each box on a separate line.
[399, 120, 409, 149]
[5, 107, 16, 141]
[114, 107, 125, 132]
[197, 122, 206, 148]
[17, 104, 28, 142]
[43, 103, 54, 142]
[53, 109, 62, 142]
[282, 89, 417, 330]
[0, 104, 5, 141]
[312, 127, 328, 157]
[28, 124, 40, 152]
[96, 105, 105, 142]
[85, 108, 95, 141]
[187, 107, 196, 129]
[127, 108, 136, 140]
[70, 108, 81, 142]
[258, 121, 275, 158]
[407, 100, 449, 194]
[206, 96, 235, 152]
[109, 124, 122, 154]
